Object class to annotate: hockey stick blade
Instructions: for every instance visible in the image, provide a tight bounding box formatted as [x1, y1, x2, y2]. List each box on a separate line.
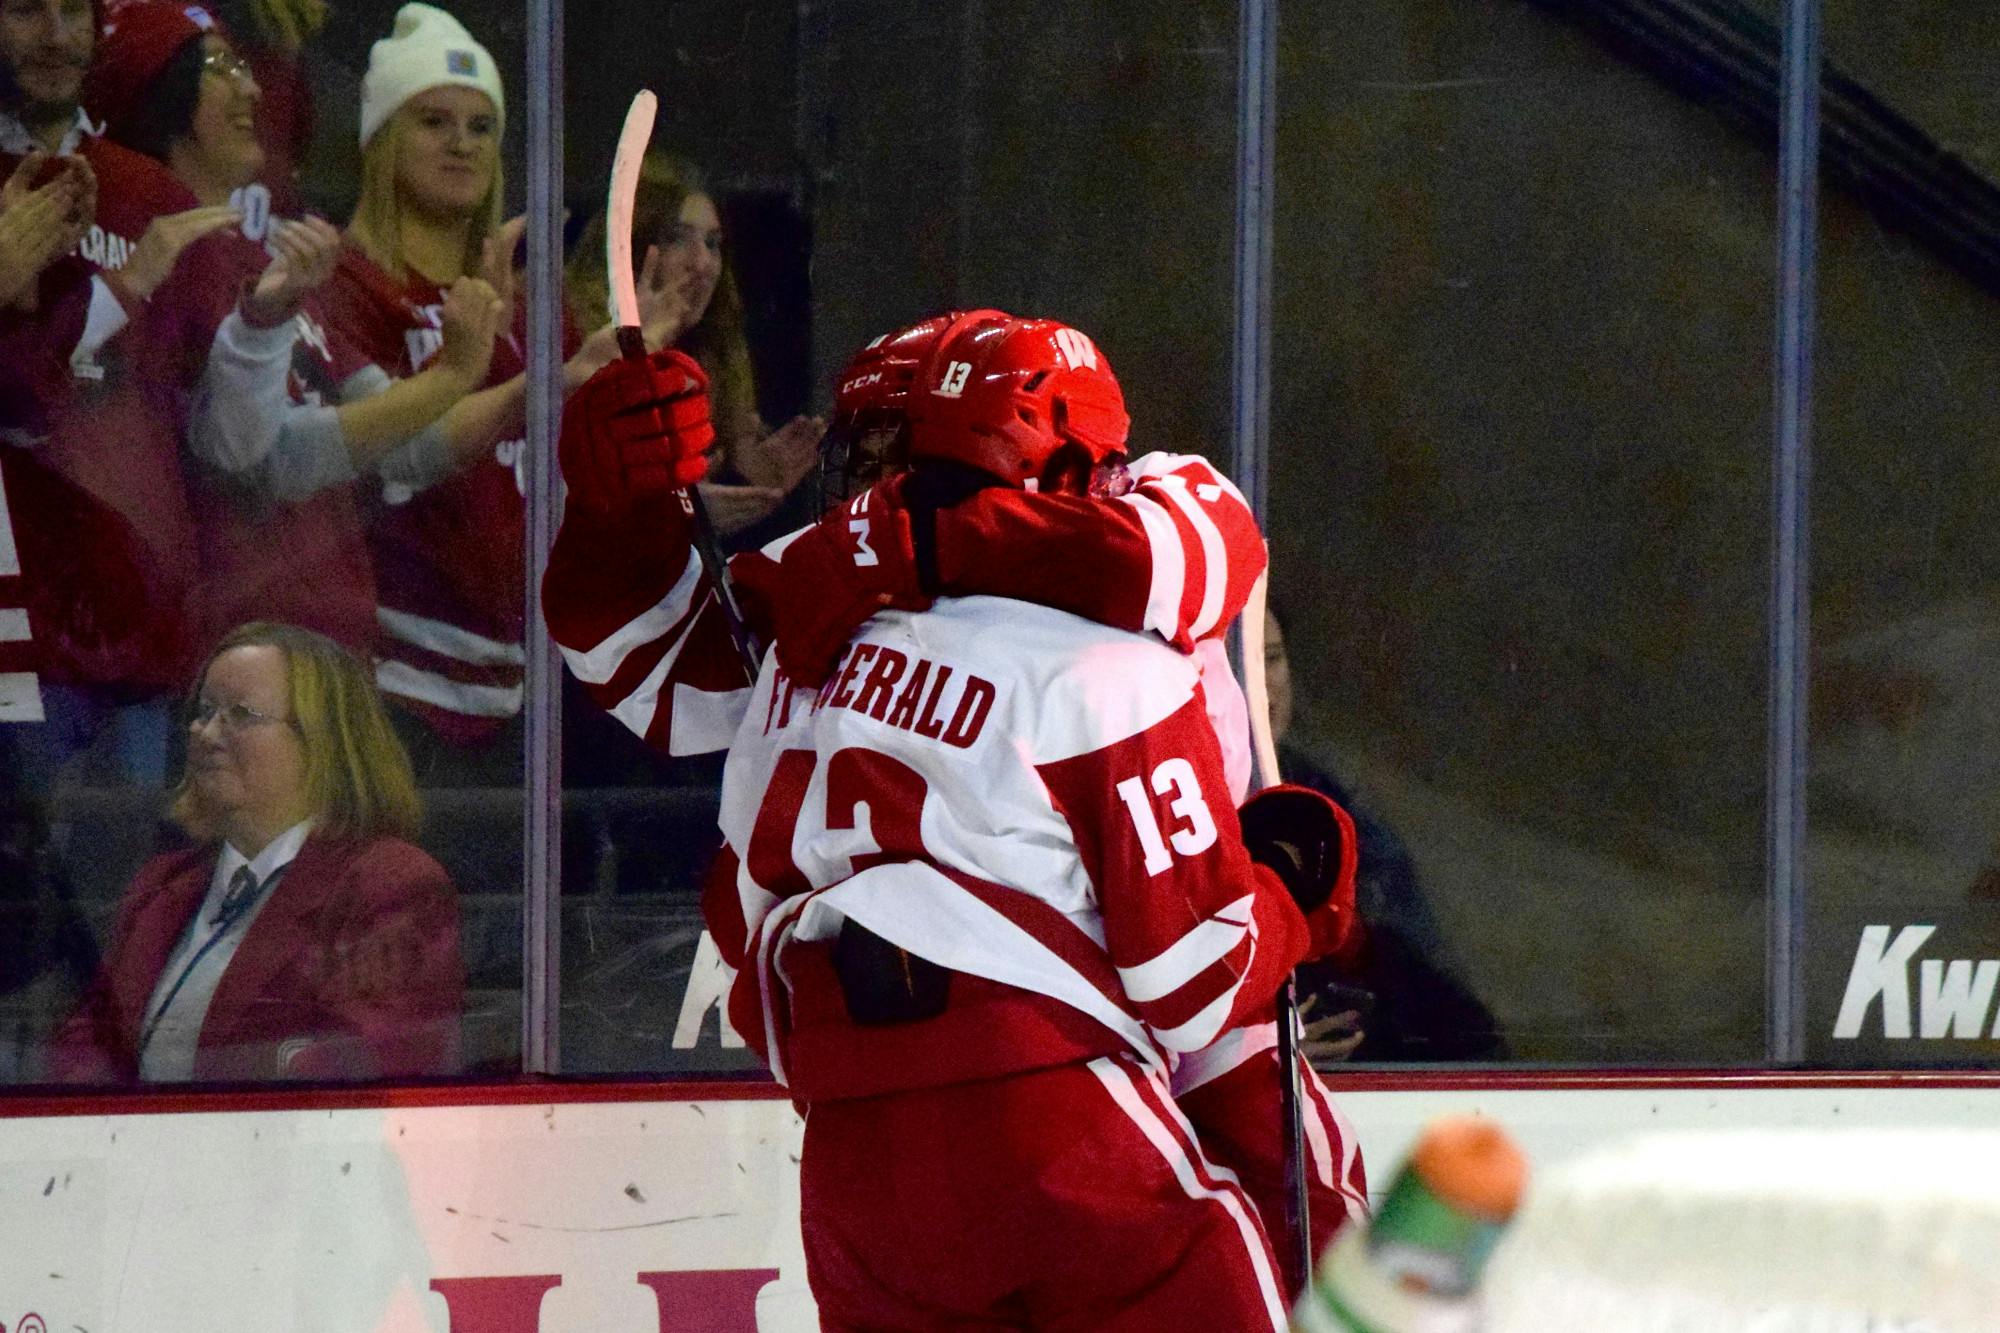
[607, 89, 655, 332]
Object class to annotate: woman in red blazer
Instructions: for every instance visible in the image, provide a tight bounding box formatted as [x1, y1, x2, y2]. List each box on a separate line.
[48, 621, 464, 1082]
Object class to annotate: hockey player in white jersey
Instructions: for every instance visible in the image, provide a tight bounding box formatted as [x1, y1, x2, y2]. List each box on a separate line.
[545, 314, 1365, 1328]
[766, 313, 1373, 1297]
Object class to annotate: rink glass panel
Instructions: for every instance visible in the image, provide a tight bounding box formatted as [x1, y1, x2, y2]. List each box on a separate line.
[1802, 2, 2000, 1067]
[18, 0, 1992, 1091]
[0, 0, 535, 1084]
[1267, 0, 1779, 1064]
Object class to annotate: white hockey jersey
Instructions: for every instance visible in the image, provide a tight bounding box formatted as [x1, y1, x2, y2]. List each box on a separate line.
[540, 452, 1312, 1096]
[704, 595, 1311, 1100]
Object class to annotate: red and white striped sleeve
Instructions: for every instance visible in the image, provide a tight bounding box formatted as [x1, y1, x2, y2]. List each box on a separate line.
[1117, 453, 1266, 647]
[540, 498, 773, 755]
[932, 452, 1265, 651]
[1037, 690, 1308, 1053]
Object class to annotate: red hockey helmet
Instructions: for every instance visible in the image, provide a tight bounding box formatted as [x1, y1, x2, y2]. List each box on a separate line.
[829, 309, 1009, 435]
[821, 308, 1010, 506]
[905, 313, 1130, 490]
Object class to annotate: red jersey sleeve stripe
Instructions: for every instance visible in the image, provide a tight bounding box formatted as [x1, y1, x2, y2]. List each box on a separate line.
[938, 868, 1134, 1007]
[560, 553, 704, 685]
[784, 864, 1169, 1068]
[1114, 488, 1189, 642]
[1150, 476, 1231, 640]
[1196, 467, 1269, 637]
[585, 600, 695, 718]
[1134, 939, 1254, 1050]
[1115, 892, 1254, 1003]
[609, 589, 728, 746]
[1039, 692, 1308, 1052]
[1125, 453, 1267, 645]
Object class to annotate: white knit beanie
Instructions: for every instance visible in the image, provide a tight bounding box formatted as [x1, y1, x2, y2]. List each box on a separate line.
[359, 3, 505, 148]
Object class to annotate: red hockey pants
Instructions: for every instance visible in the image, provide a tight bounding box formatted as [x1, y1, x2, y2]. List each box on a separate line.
[1177, 1049, 1371, 1300]
[799, 1052, 1290, 1331]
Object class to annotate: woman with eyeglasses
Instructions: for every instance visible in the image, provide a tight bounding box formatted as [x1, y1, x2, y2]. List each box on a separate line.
[81, 0, 507, 662]
[47, 621, 464, 1083]
[190, 0, 330, 217]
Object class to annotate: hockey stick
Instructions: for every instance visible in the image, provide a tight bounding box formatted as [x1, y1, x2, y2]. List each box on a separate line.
[606, 90, 763, 683]
[1240, 564, 1314, 1286]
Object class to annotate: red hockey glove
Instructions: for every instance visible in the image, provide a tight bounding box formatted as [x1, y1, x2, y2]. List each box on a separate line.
[558, 348, 713, 513]
[774, 477, 931, 687]
[1239, 784, 1362, 965]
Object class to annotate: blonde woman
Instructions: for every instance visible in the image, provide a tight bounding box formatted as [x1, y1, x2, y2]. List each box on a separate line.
[324, 2, 614, 769]
[84, 0, 505, 660]
[567, 151, 822, 536]
[48, 622, 464, 1083]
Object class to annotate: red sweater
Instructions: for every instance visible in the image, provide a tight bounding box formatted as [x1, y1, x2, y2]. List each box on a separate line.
[325, 245, 579, 746]
[0, 136, 214, 693]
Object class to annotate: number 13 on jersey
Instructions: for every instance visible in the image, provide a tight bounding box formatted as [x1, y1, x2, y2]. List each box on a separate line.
[1116, 757, 1218, 875]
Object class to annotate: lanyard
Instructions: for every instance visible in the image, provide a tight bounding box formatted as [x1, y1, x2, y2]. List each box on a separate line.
[136, 866, 274, 1058]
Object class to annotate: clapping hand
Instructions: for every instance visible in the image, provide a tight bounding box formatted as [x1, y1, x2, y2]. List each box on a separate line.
[692, 479, 787, 535]
[732, 414, 827, 494]
[692, 417, 826, 535]
[634, 242, 695, 351]
[437, 275, 505, 386]
[110, 202, 244, 306]
[563, 322, 623, 393]
[0, 153, 95, 310]
[243, 215, 342, 325]
[479, 213, 528, 325]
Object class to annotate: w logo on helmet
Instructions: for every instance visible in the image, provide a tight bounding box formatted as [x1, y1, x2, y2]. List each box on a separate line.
[906, 314, 1128, 486]
[1053, 328, 1098, 372]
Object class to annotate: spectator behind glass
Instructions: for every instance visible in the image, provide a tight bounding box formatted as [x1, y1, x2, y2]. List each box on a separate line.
[566, 150, 822, 540]
[0, 0, 267, 788]
[201, 0, 326, 215]
[1268, 604, 1507, 1063]
[47, 621, 464, 1083]
[0, 0, 97, 152]
[325, 2, 611, 781]
[84, 0, 502, 662]
[105, 0, 326, 217]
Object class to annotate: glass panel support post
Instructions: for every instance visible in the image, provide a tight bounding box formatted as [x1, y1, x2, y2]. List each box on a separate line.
[522, 0, 565, 1075]
[1767, 0, 1820, 1067]
[1229, 0, 1278, 702]
[1230, 0, 1277, 530]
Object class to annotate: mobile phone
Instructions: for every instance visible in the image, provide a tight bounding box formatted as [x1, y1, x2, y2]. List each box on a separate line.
[1309, 981, 1377, 1022]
